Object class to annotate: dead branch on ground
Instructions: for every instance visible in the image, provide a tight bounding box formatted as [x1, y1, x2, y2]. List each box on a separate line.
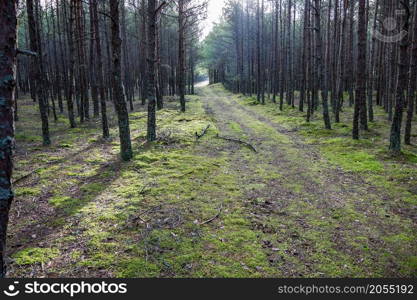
[216, 134, 257, 152]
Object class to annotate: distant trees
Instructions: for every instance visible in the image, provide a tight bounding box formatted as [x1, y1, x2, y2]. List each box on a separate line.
[27, 0, 51, 145]
[0, 0, 17, 278]
[175, 0, 208, 112]
[11, 0, 208, 157]
[204, 0, 417, 154]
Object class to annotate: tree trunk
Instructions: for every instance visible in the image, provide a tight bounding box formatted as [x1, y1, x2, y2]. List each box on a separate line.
[178, 0, 186, 112]
[286, 0, 293, 106]
[147, 0, 157, 140]
[27, 0, 51, 145]
[109, 0, 133, 161]
[91, 0, 109, 138]
[353, 0, 368, 139]
[389, 0, 410, 153]
[89, 0, 99, 118]
[0, 0, 17, 278]
[66, 0, 77, 128]
[314, 0, 332, 130]
[405, 0, 417, 145]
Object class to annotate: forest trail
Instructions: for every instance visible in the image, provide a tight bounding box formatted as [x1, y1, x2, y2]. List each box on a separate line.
[7, 84, 416, 278]
[196, 84, 416, 277]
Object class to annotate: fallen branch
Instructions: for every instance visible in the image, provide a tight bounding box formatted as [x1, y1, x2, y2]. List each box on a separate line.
[195, 124, 211, 140]
[12, 169, 39, 185]
[216, 134, 257, 152]
[199, 204, 223, 225]
[138, 204, 162, 217]
[133, 205, 162, 224]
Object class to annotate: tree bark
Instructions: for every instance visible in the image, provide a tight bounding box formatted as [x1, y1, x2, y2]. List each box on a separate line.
[178, 0, 186, 112]
[110, 0, 133, 160]
[353, 0, 368, 139]
[147, 0, 157, 141]
[389, 0, 410, 153]
[0, 0, 17, 278]
[91, 0, 109, 138]
[313, 0, 332, 130]
[405, 0, 417, 145]
[27, 0, 51, 145]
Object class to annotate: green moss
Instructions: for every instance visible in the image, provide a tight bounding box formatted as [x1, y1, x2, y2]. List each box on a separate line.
[403, 195, 417, 205]
[58, 142, 73, 148]
[322, 148, 383, 173]
[118, 258, 160, 278]
[13, 247, 60, 265]
[15, 186, 41, 197]
[80, 252, 117, 269]
[15, 133, 42, 143]
[49, 195, 76, 210]
[135, 153, 161, 164]
[81, 183, 106, 195]
[50, 217, 65, 227]
[401, 256, 417, 276]
[228, 121, 244, 134]
[50, 183, 105, 214]
[70, 250, 82, 260]
[383, 233, 414, 243]
[399, 151, 417, 163]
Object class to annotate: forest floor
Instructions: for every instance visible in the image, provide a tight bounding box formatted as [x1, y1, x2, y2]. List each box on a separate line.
[7, 84, 417, 278]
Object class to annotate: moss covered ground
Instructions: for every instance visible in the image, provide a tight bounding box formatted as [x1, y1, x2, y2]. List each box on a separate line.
[7, 85, 417, 278]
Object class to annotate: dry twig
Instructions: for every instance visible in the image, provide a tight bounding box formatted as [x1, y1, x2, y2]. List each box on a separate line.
[199, 204, 223, 225]
[195, 124, 211, 140]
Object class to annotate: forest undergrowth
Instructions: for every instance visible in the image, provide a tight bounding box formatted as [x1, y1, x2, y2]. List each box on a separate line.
[7, 84, 417, 278]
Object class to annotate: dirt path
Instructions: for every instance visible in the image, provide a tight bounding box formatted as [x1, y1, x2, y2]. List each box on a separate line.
[197, 85, 416, 277]
[7, 86, 416, 278]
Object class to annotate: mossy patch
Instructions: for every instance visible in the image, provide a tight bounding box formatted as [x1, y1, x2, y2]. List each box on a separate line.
[13, 247, 60, 265]
[81, 183, 106, 195]
[118, 258, 160, 278]
[15, 133, 43, 143]
[15, 186, 41, 197]
[401, 256, 417, 276]
[49, 195, 78, 212]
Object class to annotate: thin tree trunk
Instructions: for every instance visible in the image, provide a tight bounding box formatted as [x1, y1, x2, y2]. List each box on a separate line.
[147, 0, 157, 140]
[178, 0, 186, 112]
[66, 0, 77, 128]
[405, 0, 417, 145]
[92, 0, 109, 138]
[27, 0, 51, 145]
[109, 0, 133, 160]
[314, 0, 332, 130]
[354, 0, 368, 139]
[89, 0, 99, 117]
[389, 0, 410, 153]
